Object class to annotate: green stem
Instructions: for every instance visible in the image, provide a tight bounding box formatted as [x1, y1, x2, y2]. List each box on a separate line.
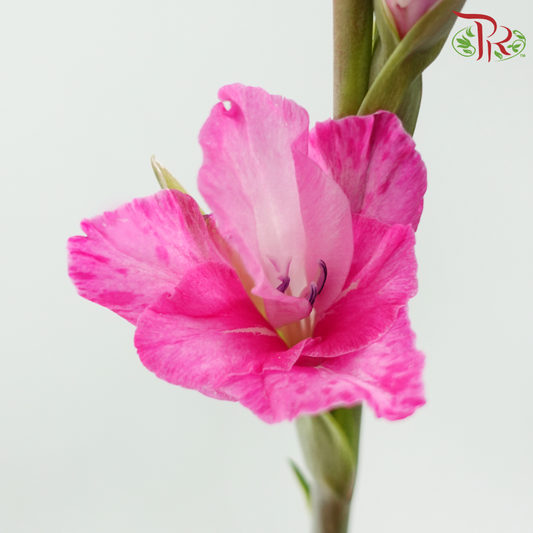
[311, 482, 351, 533]
[333, 0, 373, 118]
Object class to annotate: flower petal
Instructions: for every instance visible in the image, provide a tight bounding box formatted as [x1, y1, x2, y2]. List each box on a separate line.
[309, 111, 426, 229]
[309, 215, 418, 357]
[198, 84, 352, 327]
[68, 190, 221, 324]
[221, 307, 425, 422]
[385, 0, 442, 38]
[292, 150, 353, 315]
[135, 262, 298, 394]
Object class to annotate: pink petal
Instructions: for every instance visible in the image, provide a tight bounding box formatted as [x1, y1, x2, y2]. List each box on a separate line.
[292, 150, 353, 315]
[309, 111, 426, 229]
[309, 215, 418, 358]
[384, 0, 442, 38]
[198, 84, 352, 328]
[198, 84, 309, 327]
[221, 307, 425, 422]
[135, 262, 300, 394]
[68, 190, 222, 324]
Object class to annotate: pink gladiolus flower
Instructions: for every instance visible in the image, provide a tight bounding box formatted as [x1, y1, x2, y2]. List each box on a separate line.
[384, 0, 442, 38]
[68, 85, 427, 423]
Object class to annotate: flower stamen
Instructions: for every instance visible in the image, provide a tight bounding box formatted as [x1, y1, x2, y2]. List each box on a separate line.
[306, 281, 318, 306]
[276, 276, 290, 293]
[317, 259, 327, 295]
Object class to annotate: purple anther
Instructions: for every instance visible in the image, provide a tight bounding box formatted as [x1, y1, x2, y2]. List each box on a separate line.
[276, 276, 290, 293]
[306, 281, 318, 306]
[317, 260, 327, 295]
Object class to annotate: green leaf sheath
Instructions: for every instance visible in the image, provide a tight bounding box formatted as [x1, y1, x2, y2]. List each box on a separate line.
[290, 460, 312, 508]
[369, 0, 400, 86]
[296, 406, 362, 533]
[395, 74, 422, 137]
[296, 413, 356, 498]
[360, 0, 466, 135]
[329, 406, 362, 469]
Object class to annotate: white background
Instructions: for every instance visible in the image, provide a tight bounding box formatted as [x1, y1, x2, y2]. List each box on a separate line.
[1, 1, 532, 531]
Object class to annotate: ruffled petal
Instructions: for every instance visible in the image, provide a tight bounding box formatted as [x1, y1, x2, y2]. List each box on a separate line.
[135, 262, 299, 395]
[68, 190, 221, 324]
[221, 307, 425, 422]
[309, 111, 426, 229]
[198, 84, 352, 327]
[309, 215, 418, 357]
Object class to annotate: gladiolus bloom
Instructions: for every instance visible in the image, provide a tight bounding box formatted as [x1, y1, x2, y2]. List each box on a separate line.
[385, 0, 443, 38]
[68, 84, 427, 423]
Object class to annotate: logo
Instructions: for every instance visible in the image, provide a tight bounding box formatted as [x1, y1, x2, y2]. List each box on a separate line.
[451, 12, 526, 62]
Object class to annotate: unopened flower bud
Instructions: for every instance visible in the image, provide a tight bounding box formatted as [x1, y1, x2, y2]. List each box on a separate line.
[384, 0, 443, 38]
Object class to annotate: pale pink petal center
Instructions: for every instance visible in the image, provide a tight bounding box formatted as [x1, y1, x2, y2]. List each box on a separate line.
[199, 84, 352, 328]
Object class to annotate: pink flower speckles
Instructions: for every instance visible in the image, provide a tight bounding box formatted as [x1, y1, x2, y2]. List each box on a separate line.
[68, 84, 427, 423]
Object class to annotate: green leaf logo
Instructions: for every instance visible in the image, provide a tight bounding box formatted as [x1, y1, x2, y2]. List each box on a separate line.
[452, 27, 476, 57]
[452, 20, 526, 62]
